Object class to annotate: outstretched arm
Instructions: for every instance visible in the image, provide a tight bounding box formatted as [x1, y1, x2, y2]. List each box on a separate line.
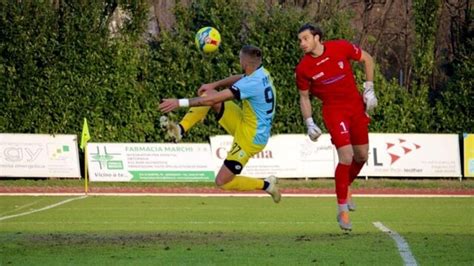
[359, 50, 374, 82]
[299, 89, 313, 121]
[299, 90, 322, 142]
[160, 89, 235, 113]
[359, 50, 377, 112]
[198, 74, 243, 95]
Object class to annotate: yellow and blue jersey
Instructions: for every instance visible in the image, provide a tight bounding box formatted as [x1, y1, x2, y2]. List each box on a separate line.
[230, 66, 276, 146]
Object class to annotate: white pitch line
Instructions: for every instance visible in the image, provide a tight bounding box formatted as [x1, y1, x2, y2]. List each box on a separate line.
[373, 221, 418, 266]
[0, 193, 472, 198]
[0, 196, 87, 222]
[0, 199, 42, 216]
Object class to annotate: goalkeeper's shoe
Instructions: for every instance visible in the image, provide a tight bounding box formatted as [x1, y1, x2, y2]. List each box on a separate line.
[159, 116, 183, 142]
[337, 210, 352, 231]
[348, 190, 356, 212]
[264, 175, 281, 203]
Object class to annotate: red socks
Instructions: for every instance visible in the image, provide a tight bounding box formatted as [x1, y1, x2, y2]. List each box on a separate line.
[335, 163, 350, 204]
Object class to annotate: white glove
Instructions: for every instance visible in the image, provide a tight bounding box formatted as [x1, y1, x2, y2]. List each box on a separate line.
[363, 81, 378, 112]
[305, 117, 322, 142]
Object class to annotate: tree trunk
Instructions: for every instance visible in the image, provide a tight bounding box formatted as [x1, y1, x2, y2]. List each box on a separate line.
[152, 0, 176, 33]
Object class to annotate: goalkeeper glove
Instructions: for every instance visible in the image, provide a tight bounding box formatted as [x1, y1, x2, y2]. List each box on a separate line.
[363, 81, 378, 112]
[305, 117, 322, 142]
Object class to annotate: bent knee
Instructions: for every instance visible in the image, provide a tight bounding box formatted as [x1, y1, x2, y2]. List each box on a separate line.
[354, 154, 368, 163]
[355, 156, 368, 164]
[215, 177, 227, 187]
[338, 153, 353, 165]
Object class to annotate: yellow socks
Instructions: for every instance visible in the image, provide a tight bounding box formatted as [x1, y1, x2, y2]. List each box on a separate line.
[221, 176, 265, 191]
[179, 106, 211, 132]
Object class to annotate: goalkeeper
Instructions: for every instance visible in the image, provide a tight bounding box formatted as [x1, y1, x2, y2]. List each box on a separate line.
[294, 24, 377, 231]
[159, 45, 280, 203]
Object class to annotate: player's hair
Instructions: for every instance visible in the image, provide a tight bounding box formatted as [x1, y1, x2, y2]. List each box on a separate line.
[241, 45, 262, 58]
[240, 45, 262, 66]
[298, 23, 323, 40]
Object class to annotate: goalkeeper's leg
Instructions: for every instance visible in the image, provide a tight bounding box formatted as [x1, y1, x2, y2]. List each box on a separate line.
[348, 132, 369, 211]
[349, 141, 369, 185]
[335, 145, 353, 231]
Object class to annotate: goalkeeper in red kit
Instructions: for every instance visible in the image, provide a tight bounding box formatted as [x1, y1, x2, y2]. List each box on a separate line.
[295, 24, 377, 231]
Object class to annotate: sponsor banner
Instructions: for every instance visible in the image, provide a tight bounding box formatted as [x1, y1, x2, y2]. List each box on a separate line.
[209, 134, 336, 178]
[360, 133, 461, 177]
[0, 134, 81, 178]
[87, 143, 215, 182]
[463, 133, 474, 177]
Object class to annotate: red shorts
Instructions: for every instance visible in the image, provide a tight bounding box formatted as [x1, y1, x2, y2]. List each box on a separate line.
[322, 105, 370, 148]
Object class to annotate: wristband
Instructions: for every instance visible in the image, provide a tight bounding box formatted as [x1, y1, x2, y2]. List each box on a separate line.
[305, 117, 316, 128]
[363, 81, 374, 90]
[178, 99, 190, 107]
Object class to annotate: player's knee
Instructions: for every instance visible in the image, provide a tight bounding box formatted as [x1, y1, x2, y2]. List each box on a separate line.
[338, 153, 353, 165]
[215, 177, 226, 187]
[224, 160, 243, 174]
[355, 155, 368, 163]
[215, 174, 235, 187]
[354, 152, 368, 163]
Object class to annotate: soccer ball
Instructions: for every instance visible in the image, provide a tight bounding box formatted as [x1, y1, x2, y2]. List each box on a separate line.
[195, 27, 221, 53]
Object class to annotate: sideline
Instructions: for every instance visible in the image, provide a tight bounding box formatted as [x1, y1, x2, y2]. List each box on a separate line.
[0, 196, 87, 222]
[373, 221, 418, 266]
[0, 199, 42, 216]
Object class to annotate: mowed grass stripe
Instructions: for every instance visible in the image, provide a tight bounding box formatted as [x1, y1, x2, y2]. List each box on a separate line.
[0, 196, 472, 265]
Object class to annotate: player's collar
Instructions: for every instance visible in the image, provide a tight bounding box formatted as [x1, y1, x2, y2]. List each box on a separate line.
[243, 65, 263, 77]
[310, 45, 325, 58]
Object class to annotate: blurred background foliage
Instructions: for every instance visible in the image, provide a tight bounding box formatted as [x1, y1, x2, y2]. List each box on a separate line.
[0, 0, 472, 143]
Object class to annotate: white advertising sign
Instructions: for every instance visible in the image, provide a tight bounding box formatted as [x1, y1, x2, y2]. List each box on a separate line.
[209, 134, 336, 178]
[0, 134, 81, 178]
[87, 143, 215, 182]
[360, 133, 461, 177]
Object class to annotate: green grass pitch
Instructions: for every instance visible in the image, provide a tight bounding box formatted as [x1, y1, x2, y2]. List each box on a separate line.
[0, 196, 473, 265]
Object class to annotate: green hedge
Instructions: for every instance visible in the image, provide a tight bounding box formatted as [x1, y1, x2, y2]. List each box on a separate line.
[1, 0, 471, 144]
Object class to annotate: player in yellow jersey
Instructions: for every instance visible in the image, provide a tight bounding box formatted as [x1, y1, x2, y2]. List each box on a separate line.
[159, 45, 280, 203]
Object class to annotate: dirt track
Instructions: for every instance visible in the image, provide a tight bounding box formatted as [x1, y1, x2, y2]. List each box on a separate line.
[1, 186, 473, 195]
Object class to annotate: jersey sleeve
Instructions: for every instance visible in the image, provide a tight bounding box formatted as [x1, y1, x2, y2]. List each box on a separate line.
[231, 77, 259, 100]
[339, 40, 362, 61]
[295, 63, 310, 91]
